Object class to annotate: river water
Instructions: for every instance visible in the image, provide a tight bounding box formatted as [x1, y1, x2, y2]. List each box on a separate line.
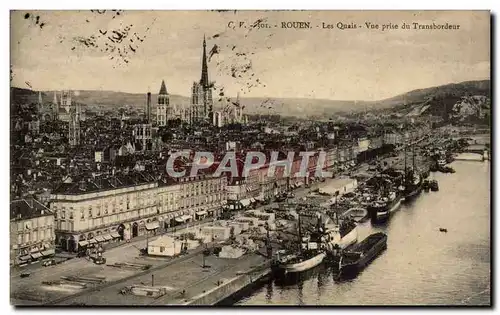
[237, 160, 491, 306]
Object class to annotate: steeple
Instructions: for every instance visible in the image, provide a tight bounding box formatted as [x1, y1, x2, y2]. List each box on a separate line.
[159, 80, 168, 95]
[38, 91, 42, 105]
[200, 35, 209, 88]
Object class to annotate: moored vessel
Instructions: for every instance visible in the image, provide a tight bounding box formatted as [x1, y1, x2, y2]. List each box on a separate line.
[272, 213, 327, 277]
[322, 212, 358, 250]
[339, 232, 388, 277]
[422, 179, 430, 191]
[368, 190, 402, 222]
[272, 249, 327, 275]
[430, 180, 439, 191]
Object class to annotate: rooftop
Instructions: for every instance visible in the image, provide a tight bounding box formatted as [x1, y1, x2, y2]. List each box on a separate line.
[10, 198, 52, 221]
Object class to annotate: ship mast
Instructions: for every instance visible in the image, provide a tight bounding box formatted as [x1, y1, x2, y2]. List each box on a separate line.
[404, 139, 408, 181]
[412, 138, 416, 172]
[297, 212, 303, 255]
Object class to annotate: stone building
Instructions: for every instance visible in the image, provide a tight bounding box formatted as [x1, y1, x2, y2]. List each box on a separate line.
[10, 198, 55, 266]
[49, 171, 227, 252]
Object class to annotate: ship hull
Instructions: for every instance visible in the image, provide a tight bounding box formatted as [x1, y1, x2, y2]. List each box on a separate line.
[402, 185, 422, 202]
[369, 197, 402, 223]
[340, 233, 387, 277]
[274, 252, 326, 275]
[336, 227, 358, 249]
[325, 224, 358, 251]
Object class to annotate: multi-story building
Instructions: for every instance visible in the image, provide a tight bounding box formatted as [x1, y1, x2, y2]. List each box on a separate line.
[50, 171, 227, 252]
[174, 173, 227, 225]
[10, 198, 55, 266]
[384, 132, 403, 145]
[133, 123, 153, 151]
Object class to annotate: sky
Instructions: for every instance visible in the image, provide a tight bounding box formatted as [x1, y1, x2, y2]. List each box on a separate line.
[10, 10, 490, 101]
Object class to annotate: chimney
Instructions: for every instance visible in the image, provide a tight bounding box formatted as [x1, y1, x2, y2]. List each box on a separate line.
[146, 92, 151, 123]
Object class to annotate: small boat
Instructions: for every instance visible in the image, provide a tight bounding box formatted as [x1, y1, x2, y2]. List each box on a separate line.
[437, 159, 447, 168]
[439, 228, 448, 233]
[430, 163, 438, 172]
[343, 207, 369, 222]
[20, 272, 31, 278]
[339, 232, 387, 277]
[422, 179, 430, 192]
[430, 180, 439, 191]
[440, 166, 455, 174]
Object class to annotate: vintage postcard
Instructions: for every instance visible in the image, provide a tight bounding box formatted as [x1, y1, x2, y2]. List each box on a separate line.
[10, 10, 490, 306]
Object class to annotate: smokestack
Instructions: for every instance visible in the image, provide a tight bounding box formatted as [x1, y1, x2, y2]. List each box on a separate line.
[146, 91, 151, 123]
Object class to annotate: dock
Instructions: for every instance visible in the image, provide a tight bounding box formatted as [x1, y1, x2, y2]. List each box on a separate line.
[50, 251, 270, 306]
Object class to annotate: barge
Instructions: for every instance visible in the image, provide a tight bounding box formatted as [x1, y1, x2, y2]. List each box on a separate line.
[339, 232, 387, 277]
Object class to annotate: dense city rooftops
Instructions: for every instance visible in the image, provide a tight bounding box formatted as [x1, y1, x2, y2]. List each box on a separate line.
[10, 198, 52, 221]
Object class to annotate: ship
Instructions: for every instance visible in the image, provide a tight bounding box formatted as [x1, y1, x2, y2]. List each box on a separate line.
[422, 179, 430, 191]
[272, 248, 327, 275]
[430, 180, 439, 191]
[368, 190, 402, 222]
[272, 213, 326, 277]
[339, 232, 388, 277]
[403, 170, 422, 201]
[321, 212, 358, 249]
[402, 142, 422, 202]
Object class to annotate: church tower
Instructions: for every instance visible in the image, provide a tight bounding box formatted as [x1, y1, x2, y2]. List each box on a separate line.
[190, 36, 213, 125]
[68, 103, 80, 146]
[37, 91, 42, 113]
[156, 80, 170, 126]
[61, 90, 72, 112]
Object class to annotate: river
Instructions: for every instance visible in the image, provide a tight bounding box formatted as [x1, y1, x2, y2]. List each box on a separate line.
[236, 160, 491, 306]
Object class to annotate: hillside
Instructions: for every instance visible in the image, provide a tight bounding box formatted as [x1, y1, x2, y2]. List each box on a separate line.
[379, 80, 490, 106]
[10, 79, 490, 120]
[379, 80, 491, 122]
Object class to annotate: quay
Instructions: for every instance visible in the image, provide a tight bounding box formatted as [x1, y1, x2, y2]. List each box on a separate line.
[52, 251, 270, 306]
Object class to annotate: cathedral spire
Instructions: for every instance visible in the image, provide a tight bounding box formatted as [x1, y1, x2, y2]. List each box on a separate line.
[200, 35, 209, 88]
[159, 80, 168, 95]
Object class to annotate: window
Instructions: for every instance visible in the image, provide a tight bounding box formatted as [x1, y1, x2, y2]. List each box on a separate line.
[160, 246, 165, 252]
[69, 211, 74, 220]
[81, 210, 85, 220]
[61, 211, 66, 219]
